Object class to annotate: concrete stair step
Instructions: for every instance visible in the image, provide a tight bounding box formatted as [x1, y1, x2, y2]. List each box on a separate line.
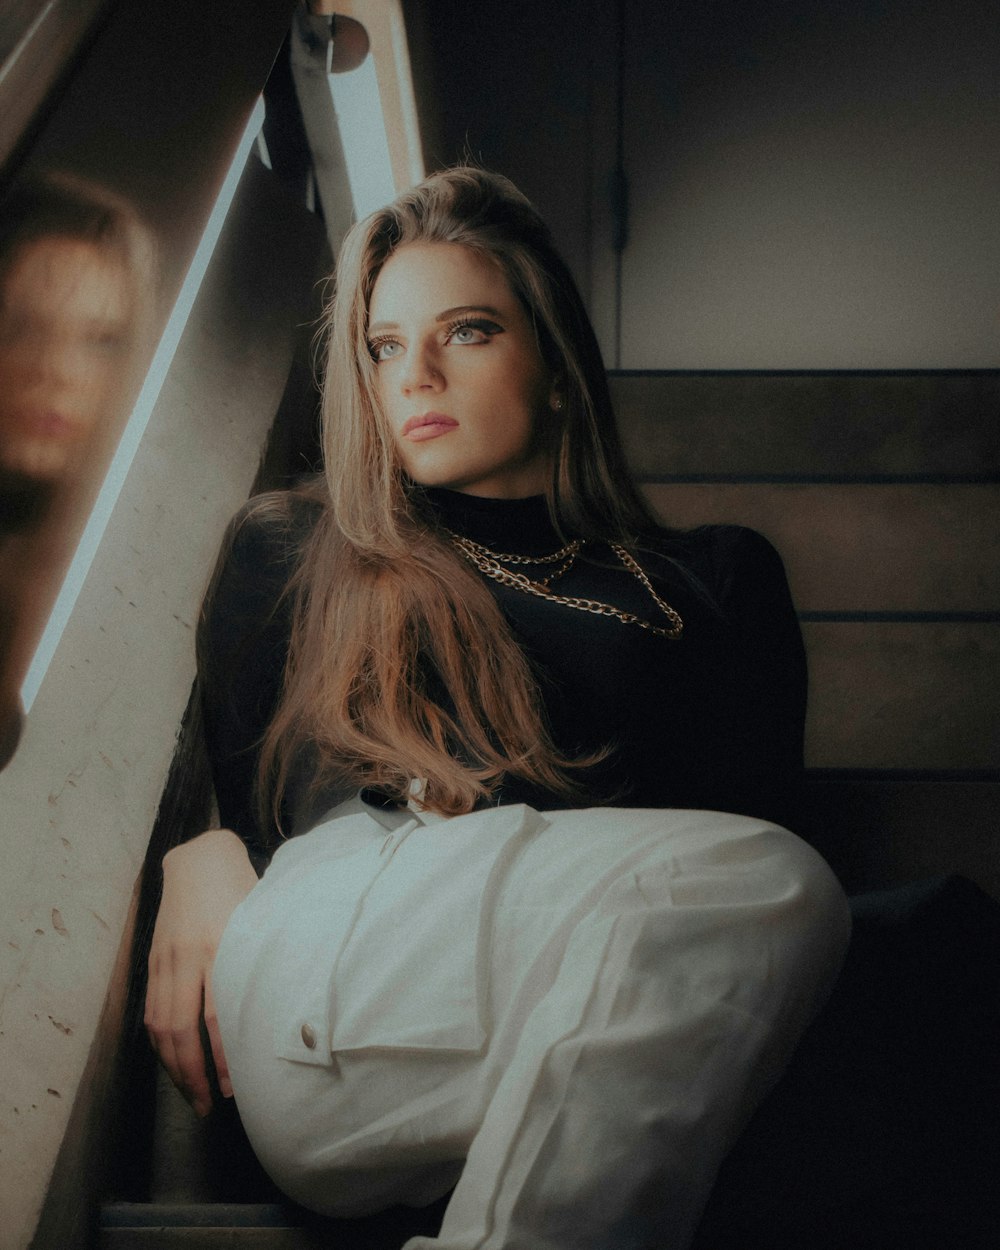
[802, 619, 1000, 769]
[643, 481, 1000, 613]
[801, 777, 1000, 898]
[99, 1201, 438, 1248]
[99, 1205, 331, 1249]
[610, 370, 1000, 478]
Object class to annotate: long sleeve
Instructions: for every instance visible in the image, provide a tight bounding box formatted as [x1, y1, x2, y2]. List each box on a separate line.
[701, 525, 807, 827]
[196, 498, 310, 856]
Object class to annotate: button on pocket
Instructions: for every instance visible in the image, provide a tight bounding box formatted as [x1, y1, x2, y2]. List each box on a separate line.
[300, 1022, 317, 1049]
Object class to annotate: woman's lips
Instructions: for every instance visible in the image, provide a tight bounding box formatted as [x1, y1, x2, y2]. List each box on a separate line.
[402, 412, 459, 442]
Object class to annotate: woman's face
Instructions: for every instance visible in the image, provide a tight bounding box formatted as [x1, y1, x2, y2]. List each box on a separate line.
[0, 236, 132, 483]
[367, 241, 560, 498]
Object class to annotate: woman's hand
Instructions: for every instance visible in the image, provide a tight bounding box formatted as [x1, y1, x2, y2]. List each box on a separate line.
[145, 828, 259, 1116]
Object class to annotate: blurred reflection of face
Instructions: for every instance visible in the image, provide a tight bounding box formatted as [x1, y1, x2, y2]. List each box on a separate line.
[0, 236, 131, 483]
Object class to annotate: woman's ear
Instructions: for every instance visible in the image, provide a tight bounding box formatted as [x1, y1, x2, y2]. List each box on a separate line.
[548, 374, 567, 413]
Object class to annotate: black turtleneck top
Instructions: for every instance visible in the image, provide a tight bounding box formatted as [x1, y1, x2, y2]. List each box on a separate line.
[198, 487, 806, 861]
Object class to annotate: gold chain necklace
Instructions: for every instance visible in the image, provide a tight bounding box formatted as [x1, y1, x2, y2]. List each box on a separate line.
[446, 532, 582, 588]
[446, 530, 684, 640]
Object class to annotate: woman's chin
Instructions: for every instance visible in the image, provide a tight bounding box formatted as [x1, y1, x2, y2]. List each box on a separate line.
[0, 437, 74, 486]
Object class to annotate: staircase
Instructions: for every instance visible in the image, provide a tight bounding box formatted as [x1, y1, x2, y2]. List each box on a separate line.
[614, 369, 1000, 895]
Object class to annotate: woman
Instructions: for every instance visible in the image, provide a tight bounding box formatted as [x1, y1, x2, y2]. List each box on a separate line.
[146, 168, 849, 1249]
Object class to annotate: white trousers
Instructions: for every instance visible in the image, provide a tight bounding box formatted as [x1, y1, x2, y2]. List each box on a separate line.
[213, 802, 849, 1250]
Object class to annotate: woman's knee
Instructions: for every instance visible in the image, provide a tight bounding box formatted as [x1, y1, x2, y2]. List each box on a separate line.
[602, 818, 850, 1021]
[765, 826, 851, 976]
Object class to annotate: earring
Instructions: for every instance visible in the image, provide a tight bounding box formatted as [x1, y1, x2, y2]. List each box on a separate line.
[553, 396, 564, 411]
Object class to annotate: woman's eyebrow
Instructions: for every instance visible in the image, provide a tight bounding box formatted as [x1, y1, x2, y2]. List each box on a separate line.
[368, 304, 505, 336]
[435, 304, 503, 322]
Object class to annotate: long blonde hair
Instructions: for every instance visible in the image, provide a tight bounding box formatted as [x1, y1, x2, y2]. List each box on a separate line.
[260, 168, 654, 823]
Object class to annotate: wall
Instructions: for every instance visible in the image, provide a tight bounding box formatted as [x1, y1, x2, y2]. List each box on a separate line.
[412, 0, 1000, 369]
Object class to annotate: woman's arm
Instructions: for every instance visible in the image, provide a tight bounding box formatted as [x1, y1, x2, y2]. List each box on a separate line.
[716, 526, 807, 827]
[144, 828, 259, 1116]
[196, 494, 313, 850]
[145, 495, 309, 1109]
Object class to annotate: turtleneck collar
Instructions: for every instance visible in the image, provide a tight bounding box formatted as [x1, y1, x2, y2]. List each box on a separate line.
[417, 486, 564, 556]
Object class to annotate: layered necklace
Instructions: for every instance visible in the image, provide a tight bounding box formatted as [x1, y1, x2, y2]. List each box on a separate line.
[446, 530, 684, 640]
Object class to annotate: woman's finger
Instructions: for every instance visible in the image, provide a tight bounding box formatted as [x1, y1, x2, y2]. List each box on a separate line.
[203, 978, 233, 1099]
[168, 959, 214, 1117]
[144, 949, 182, 1100]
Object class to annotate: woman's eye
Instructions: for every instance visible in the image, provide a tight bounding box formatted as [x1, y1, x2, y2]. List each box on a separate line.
[450, 325, 480, 345]
[369, 338, 402, 362]
[446, 319, 501, 346]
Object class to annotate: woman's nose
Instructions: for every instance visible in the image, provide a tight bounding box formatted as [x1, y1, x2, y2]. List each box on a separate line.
[400, 344, 443, 393]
